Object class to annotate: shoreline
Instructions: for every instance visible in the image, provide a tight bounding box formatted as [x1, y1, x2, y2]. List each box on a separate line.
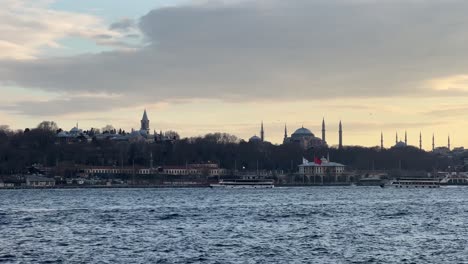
[0, 183, 358, 190]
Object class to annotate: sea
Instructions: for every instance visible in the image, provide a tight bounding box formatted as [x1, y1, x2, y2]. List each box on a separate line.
[1, 187, 467, 264]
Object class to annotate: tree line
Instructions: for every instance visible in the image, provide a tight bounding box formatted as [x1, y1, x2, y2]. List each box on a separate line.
[0, 122, 464, 175]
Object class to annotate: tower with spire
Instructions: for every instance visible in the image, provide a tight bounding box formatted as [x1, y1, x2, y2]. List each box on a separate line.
[432, 134, 435, 152]
[419, 132, 422, 150]
[322, 118, 326, 143]
[338, 121, 343, 149]
[284, 124, 288, 140]
[260, 121, 264, 142]
[395, 132, 398, 145]
[141, 109, 150, 133]
[448, 135, 451, 150]
[404, 131, 407, 146]
[380, 132, 384, 150]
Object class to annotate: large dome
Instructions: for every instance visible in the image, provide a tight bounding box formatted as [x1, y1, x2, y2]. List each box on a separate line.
[292, 127, 314, 137]
[70, 127, 82, 134]
[249, 135, 262, 142]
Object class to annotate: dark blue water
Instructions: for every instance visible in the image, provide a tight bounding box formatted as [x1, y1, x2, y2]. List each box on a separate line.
[1, 187, 468, 263]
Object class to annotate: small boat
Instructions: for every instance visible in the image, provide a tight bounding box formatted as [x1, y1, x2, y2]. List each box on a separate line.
[210, 179, 275, 189]
[386, 178, 440, 188]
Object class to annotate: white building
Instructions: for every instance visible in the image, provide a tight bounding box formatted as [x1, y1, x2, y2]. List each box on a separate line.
[298, 158, 345, 177]
[26, 176, 56, 187]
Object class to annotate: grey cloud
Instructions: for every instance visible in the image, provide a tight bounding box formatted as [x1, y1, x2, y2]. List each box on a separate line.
[0, 96, 131, 117]
[94, 34, 113, 40]
[2, 0, 468, 115]
[422, 106, 468, 118]
[109, 18, 136, 32]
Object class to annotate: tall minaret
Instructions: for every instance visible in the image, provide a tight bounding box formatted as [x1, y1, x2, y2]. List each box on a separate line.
[260, 121, 264, 142]
[141, 109, 150, 132]
[322, 118, 326, 143]
[338, 121, 343, 149]
[404, 131, 407, 146]
[150, 152, 154, 169]
[432, 134, 435, 151]
[284, 123, 288, 140]
[419, 132, 422, 150]
[380, 132, 384, 150]
[448, 135, 451, 150]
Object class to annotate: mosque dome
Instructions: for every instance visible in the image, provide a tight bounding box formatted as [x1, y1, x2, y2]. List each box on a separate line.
[394, 141, 407, 148]
[70, 127, 82, 134]
[249, 135, 262, 142]
[292, 127, 314, 137]
[57, 131, 68, 138]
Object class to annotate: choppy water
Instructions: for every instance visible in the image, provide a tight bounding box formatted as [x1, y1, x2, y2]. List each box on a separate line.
[1, 187, 468, 263]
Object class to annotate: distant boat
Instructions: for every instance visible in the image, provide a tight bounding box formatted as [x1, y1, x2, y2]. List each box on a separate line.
[440, 174, 468, 186]
[210, 179, 274, 189]
[384, 178, 440, 188]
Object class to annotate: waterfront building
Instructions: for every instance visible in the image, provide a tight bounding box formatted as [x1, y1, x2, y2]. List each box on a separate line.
[25, 176, 55, 187]
[298, 157, 346, 182]
[83, 163, 227, 177]
[162, 164, 227, 176]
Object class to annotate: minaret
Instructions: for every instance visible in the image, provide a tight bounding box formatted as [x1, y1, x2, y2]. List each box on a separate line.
[432, 134, 435, 151]
[404, 131, 407, 146]
[380, 132, 384, 150]
[395, 132, 398, 144]
[141, 109, 150, 133]
[448, 135, 451, 150]
[322, 118, 326, 143]
[338, 121, 343, 149]
[284, 123, 288, 140]
[419, 132, 422, 150]
[260, 121, 264, 142]
[150, 152, 154, 169]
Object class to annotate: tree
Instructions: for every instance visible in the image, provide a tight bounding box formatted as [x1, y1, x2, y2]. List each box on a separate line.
[164, 130, 180, 140]
[37, 121, 59, 132]
[0, 125, 10, 132]
[102, 125, 115, 134]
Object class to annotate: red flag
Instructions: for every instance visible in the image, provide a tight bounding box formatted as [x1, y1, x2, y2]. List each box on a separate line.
[314, 157, 322, 165]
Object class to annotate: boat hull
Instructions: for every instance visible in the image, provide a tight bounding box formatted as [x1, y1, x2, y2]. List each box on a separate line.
[210, 184, 274, 189]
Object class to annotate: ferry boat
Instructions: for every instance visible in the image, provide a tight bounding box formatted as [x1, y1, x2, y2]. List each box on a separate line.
[386, 178, 440, 188]
[440, 174, 468, 186]
[210, 179, 275, 189]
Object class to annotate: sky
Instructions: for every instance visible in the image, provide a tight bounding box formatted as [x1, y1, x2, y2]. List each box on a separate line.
[1, 0, 467, 149]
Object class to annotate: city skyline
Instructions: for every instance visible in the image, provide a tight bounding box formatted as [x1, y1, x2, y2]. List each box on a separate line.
[1, 1, 468, 149]
[3, 109, 458, 151]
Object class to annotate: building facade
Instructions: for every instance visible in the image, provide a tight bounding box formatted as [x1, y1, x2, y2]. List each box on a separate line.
[298, 158, 345, 177]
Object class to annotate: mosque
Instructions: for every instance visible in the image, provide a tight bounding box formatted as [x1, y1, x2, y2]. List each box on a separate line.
[380, 131, 452, 153]
[249, 119, 344, 149]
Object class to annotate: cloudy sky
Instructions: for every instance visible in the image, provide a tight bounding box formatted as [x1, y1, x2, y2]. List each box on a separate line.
[1, 0, 467, 149]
